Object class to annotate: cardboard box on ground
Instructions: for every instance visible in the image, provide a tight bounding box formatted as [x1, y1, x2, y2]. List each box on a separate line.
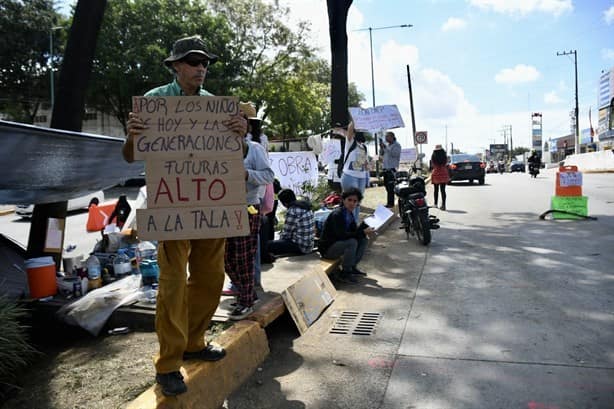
[131, 95, 249, 241]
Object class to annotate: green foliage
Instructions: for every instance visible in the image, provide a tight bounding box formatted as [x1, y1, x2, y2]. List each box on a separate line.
[300, 176, 332, 210]
[0, 0, 66, 122]
[86, 0, 235, 132]
[512, 146, 530, 157]
[0, 297, 36, 399]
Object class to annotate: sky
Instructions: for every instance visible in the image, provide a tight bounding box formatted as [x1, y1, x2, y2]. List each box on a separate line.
[59, 0, 614, 157]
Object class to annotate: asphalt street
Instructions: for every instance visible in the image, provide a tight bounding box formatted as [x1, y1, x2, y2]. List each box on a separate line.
[225, 170, 614, 409]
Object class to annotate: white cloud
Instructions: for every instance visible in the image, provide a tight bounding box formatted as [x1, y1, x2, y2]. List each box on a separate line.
[602, 48, 614, 60]
[544, 91, 564, 104]
[441, 17, 468, 32]
[495, 64, 541, 85]
[469, 0, 573, 17]
[605, 6, 614, 24]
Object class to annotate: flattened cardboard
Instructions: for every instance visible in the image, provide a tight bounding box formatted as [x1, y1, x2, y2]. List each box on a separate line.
[145, 157, 246, 208]
[136, 205, 249, 241]
[281, 269, 337, 334]
[132, 96, 242, 160]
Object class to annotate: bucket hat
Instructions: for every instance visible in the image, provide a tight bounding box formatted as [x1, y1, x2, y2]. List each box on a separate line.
[164, 35, 218, 67]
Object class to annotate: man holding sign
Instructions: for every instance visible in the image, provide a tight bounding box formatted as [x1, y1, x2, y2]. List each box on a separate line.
[123, 35, 247, 396]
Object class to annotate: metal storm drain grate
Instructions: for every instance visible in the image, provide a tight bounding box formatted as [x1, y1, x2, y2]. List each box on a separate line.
[329, 311, 383, 336]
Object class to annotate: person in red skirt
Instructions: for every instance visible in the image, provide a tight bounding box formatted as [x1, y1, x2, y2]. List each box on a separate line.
[430, 145, 450, 211]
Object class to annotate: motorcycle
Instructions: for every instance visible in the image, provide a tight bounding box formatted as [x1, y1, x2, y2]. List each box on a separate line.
[528, 162, 540, 178]
[394, 155, 440, 245]
[498, 160, 505, 174]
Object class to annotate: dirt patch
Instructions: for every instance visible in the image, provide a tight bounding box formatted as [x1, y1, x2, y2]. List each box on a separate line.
[1, 322, 231, 409]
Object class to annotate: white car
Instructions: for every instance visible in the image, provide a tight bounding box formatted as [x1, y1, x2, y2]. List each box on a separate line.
[15, 190, 105, 218]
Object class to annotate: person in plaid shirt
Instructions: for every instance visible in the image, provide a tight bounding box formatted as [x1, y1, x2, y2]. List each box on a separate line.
[266, 189, 315, 256]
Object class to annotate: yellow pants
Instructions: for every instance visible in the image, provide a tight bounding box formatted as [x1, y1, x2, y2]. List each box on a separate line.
[154, 238, 225, 374]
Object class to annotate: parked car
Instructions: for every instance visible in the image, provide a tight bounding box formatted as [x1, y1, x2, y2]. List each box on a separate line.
[509, 160, 526, 173]
[15, 190, 105, 218]
[448, 154, 486, 184]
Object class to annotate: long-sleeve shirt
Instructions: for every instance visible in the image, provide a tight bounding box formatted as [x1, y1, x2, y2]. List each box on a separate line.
[382, 140, 401, 170]
[244, 141, 275, 205]
[280, 203, 315, 253]
[317, 206, 366, 254]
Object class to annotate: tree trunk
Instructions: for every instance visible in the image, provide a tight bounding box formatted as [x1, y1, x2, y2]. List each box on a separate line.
[27, 0, 107, 268]
[327, 0, 352, 128]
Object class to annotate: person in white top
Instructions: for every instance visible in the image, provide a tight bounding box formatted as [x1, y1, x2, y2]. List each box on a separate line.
[334, 121, 368, 221]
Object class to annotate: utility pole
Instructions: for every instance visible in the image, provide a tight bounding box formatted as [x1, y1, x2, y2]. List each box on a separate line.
[557, 50, 579, 154]
[500, 125, 512, 160]
[406, 65, 419, 165]
[445, 124, 448, 153]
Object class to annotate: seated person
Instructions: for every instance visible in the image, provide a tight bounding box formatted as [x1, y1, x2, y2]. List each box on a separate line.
[317, 187, 375, 283]
[266, 189, 315, 257]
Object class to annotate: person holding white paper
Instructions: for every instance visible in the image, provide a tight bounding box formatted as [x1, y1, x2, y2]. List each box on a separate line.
[317, 187, 375, 283]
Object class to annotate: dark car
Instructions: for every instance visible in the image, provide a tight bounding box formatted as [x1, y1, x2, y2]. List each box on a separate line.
[448, 154, 486, 184]
[509, 160, 526, 173]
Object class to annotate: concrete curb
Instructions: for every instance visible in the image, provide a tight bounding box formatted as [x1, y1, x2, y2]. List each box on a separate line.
[126, 320, 269, 409]
[0, 206, 15, 216]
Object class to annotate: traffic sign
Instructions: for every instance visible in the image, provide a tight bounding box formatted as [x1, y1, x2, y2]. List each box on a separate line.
[415, 131, 428, 144]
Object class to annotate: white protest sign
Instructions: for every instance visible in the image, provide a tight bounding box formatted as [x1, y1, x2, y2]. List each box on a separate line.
[349, 105, 405, 131]
[558, 171, 582, 187]
[319, 138, 342, 165]
[268, 152, 318, 195]
[400, 148, 417, 162]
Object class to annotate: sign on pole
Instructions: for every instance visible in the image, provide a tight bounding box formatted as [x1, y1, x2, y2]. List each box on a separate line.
[132, 95, 249, 240]
[414, 131, 428, 145]
[349, 105, 405, 131]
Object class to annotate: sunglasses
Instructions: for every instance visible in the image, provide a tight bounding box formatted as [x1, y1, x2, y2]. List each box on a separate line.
[182, 58, 209, 68]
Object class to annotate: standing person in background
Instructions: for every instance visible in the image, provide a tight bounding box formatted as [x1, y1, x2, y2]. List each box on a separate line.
[379, 131, 402, 208]
[122, 35, 247, 397]
[430, 144, 450, 211]
[336, 122, 368, 221]
[224, 136, 275, 320]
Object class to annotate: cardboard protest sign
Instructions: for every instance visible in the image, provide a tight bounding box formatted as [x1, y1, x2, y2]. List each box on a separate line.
[132, 95, 249, 240]
[132, 96, 243, 160]
[136, 205, 250, 241]
[144, 158, 245, 208]
[349, 105, 405, 131]
[268, 152, 318, 195]
[400, 148, 417, 162]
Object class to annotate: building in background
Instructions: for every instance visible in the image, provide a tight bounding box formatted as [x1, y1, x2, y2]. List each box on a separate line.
[597, 66, 614, 150]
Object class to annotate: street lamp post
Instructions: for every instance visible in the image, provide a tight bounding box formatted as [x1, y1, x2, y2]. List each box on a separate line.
[355, 24, 412, 177]
[49, 26, 62, 112]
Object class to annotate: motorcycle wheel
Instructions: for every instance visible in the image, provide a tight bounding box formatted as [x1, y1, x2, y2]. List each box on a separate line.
[413, 212, 431, 245]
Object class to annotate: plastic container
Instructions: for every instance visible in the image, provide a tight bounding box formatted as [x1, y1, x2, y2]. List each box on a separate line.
[140, 259, 159, 285]
[136, 241, 157, 263]
[85, 254, 101, 280]
[25, 256, 57, 299]
[555, 165, 582, 196]
[113, 249, 132, 278]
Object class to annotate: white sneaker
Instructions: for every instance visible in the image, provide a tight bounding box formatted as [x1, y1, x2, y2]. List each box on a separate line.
[228, 305, 254, 320]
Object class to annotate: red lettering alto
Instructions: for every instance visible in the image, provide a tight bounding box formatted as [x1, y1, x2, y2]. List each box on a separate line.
[175, 177, 189, 202]
[208, 179, 226, 201]
[154, 177, 173, 204]
[192, 178, 208, 201]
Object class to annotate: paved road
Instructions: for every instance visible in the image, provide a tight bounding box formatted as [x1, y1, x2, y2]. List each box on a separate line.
[0, 186, 142, 257]
[225, 171, 614, 409]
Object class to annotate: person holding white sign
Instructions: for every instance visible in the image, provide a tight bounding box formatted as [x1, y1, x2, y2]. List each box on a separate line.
[123, 35, 247, 397]
[334, 122, 368, 221]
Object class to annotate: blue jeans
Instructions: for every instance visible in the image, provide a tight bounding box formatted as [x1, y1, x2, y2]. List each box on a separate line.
[323, 237, 367, 272]
[341, 173, 366, 221]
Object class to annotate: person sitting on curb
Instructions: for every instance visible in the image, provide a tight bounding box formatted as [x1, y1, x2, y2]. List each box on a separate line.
[317, 187, 375, 283]
[266, 189, 315, 258]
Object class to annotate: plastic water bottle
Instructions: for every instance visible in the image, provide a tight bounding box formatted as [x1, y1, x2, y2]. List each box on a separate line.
[113, 249, 132, 278]
[86, 254, 101, 280]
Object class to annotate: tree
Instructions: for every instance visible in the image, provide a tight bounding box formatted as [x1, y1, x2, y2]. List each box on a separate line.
[512, 146, 530, 157]
[0, 0, 66, 123]
[327, 0, 352, 127]
[85, 0, 234, 132]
